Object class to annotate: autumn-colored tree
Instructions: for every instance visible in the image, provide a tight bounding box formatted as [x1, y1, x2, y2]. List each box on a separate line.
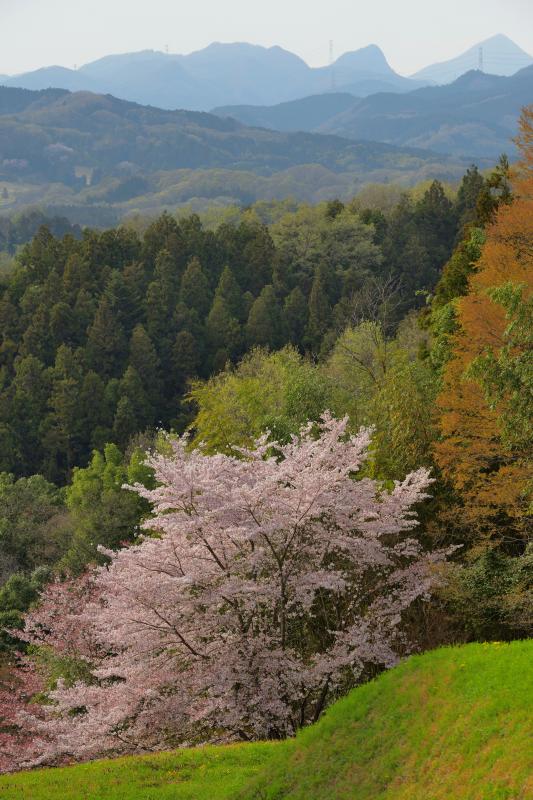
[435, 106, 533, 542]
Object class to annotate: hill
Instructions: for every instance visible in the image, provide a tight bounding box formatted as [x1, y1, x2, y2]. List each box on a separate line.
[213, 92, 357, 132]
[0, 641, 531, 799]
[0, 85, 473, 215]
[412, 33, 533, 84]
[318, 66, 533, 158]
[2, 42, 427, 110]
[213, 67, 532, 159]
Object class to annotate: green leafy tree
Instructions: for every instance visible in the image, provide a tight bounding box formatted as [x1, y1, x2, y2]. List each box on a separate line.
[61, 444, 153, 574]
[0, 473, 66, 580]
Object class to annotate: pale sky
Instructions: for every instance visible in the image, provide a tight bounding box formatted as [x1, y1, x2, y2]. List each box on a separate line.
[1, 0, 532, 76]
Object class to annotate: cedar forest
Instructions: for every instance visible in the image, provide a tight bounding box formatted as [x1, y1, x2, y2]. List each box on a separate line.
[0, 106, 531, 774]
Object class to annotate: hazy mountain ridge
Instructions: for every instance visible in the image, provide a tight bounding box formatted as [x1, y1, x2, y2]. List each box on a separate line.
[214, 66, 533, 159]
[412, 33, 533, 84]
[212, 93, 358, 133]
[2, 35, 530, 114]
[319, 65, 533, 157]
[1, 42, 427, 110]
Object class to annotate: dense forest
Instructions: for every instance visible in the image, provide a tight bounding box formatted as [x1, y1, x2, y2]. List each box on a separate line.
[0, 106, 531, 772]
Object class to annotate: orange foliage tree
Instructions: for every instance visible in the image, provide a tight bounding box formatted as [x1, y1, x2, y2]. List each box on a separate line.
[435, 106, 533, 547]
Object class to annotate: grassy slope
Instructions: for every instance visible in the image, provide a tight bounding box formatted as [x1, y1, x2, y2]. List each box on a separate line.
[0, 742, 279, 799]
[0, 641, 531, 800]
[242, 640, 533, 800]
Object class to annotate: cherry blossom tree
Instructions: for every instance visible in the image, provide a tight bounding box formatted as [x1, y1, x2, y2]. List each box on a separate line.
[12, 414, 448, 768]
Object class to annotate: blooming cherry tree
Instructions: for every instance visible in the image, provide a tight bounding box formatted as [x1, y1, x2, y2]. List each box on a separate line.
[14, 414, 446, 767]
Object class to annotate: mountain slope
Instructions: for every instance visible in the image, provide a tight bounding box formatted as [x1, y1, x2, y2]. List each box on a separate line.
[0, 642, 531, 799]
[412, 34, 533, 84]
[319, 66, 533, 158]
[3, 66, 100, 93]
[0, 85, 469, 185]
[2, 43, 426, 110]
[212, 67, 531, 159]
[213, 93, 358, 132]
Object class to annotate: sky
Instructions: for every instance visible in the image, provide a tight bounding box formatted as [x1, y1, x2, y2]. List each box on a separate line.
[1, 0, 532, 76]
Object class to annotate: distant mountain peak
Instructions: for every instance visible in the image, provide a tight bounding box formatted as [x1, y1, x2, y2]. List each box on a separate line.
[412, 34, 533, 83]
[334, 44, 392, 75]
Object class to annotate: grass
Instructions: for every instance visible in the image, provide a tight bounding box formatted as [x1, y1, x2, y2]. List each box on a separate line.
[241, 640, 533, 800]
[0, 742, 279, 799]
[0, 641, 531, 799]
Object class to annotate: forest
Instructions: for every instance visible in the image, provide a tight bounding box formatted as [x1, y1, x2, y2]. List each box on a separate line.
[0, 106, 530, 776]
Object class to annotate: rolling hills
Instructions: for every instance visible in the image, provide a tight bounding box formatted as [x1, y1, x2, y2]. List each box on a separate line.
[0, 85, 475, 216]
[0, 641, 531, 799]
[216, 66, 533, 159]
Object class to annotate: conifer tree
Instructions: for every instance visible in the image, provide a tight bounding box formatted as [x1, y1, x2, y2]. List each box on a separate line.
[128, 324, 161, 406]
[305, 266, 331, 352]
[172, 330, 200, 392]
[206, 296, 242, 359]
[113, 395, 138, 449]
[180, 257, 212, 319]
[214, 266, 244, 320]
[245, 285, 284, 349]
[86, 295, 127, 378]
[283, 286, 308, 346]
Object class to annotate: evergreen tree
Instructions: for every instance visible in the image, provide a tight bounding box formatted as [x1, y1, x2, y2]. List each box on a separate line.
[78, 371, 109, 452]
[206, 296, 242, 360]
[172, 330, 200, 392]
[283, 287, 308, 346]
[180, 257, 212, 318]
[86, 295, 127, 378]
[153, 249, 180, 308]
[119, 366, 152, 430]
[214, 266, 244, 320]
[21, 305, 53, 364]
[305, 266, 332, 352]
[128, 324, 161, 407]
[113, 395, 138, 449]
[43, 345, 85, 478]
[455, 165, 485, 232]
[245, 285, 284, 349]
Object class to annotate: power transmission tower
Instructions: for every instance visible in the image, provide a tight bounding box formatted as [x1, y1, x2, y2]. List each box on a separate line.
[329, 40, 336, 91]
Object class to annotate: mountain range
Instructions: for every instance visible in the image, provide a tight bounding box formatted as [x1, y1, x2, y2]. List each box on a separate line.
[0, 44, 422, 111]
[1, 35, 530, 112]
[215, 66, 533, 159]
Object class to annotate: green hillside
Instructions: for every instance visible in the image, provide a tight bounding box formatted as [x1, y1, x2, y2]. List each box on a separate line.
[0, 641, 531, 799]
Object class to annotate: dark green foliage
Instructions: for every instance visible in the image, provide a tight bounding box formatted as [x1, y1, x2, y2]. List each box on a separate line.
[305, 266, 331, 352]
[246, 286, 284, 349]
[475, 154, 513, 225]
[180, 258, 212, 318]
[0, 473, 65, 580]
[0, 177, 477, 483]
